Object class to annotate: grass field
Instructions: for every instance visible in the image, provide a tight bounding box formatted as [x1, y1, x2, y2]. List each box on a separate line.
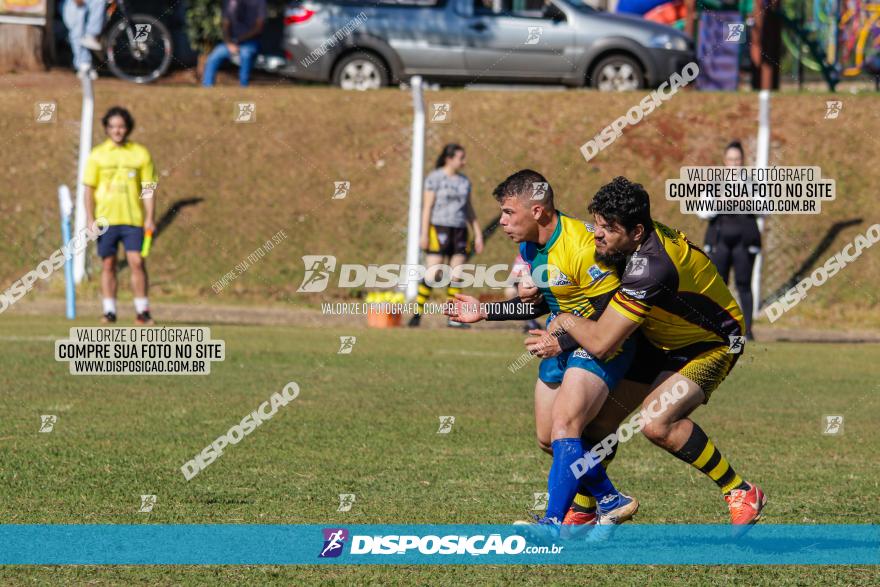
[1, 313, 878, 584]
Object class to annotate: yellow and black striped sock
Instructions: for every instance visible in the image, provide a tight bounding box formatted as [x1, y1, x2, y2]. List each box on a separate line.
[673, 424, 748, 494]
[446, 281, 463, 300]
[572, 493, 597, 513]
[416, 281, 432, 314]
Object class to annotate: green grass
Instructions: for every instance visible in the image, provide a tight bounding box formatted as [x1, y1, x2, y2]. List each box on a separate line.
[0, 314, 878, 584]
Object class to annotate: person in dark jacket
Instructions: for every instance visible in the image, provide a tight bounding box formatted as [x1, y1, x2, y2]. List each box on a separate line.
[699, 140, 761, 340]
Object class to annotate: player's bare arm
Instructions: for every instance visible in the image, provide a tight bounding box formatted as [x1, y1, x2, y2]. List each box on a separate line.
[143, 184, 156, 234]
[419, 189, 435, 251]
[465, 198, 483, 254]
[547, 309, 639, 361]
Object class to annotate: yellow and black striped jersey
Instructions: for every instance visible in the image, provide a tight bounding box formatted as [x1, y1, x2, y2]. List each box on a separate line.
[608, 221, 745, 351]
[519, 212, 618, 319]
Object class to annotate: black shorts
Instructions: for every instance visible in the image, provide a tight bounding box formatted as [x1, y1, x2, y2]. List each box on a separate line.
[427, 225, 469, 256]
[625, 331, 742, 403]
[97, 225, 144, 258]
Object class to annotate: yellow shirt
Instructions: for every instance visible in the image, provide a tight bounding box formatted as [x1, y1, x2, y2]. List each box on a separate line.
[609, 221, 746, 350]
[84, 139, 156, 226]
[519, 212, 619, 318]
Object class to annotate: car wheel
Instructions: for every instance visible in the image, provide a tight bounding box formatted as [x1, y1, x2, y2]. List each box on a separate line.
[332, 52, 389, 90]
[590, 55, 644, 92]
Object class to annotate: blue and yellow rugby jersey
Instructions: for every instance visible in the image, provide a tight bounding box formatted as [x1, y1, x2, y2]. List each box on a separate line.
[609, 221, 746, 351]
[519, 212, 618, 320]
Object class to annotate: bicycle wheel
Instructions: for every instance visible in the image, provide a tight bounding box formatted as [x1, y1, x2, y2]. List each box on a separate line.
[106, 14, 173, 84]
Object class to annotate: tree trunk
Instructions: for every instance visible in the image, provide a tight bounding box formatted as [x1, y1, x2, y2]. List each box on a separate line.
[0, 24, 47, 73]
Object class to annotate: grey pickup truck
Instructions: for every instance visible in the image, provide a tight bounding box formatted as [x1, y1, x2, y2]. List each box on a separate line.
[280, 0, 695, 90]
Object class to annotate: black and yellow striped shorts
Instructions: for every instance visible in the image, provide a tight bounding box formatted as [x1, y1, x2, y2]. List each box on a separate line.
[626, 336, 741, 403]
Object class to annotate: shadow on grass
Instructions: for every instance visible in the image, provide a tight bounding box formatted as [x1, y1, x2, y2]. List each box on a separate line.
[117, 197, 204, 272]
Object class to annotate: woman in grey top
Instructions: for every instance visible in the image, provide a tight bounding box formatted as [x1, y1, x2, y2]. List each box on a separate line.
[409, 143, 483, 327]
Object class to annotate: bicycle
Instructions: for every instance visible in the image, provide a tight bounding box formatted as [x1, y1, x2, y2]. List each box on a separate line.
[90, 0, 173, 84]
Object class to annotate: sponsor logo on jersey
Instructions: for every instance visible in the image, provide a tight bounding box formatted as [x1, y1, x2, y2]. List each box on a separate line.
[572, 348, 594, 360]
[587, 264, 611, 283]
[621, 287, 647, 299]
[547, 265, 573, 286]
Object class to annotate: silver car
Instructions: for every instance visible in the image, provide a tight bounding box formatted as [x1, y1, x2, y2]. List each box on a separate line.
[281, 0, 694, 90]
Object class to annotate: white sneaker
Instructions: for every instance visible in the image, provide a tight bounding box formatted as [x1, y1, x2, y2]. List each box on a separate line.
[80, 35, 102, 51]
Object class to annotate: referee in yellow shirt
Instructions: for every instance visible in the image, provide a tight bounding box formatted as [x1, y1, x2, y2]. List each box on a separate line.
[84, 107, 157, 325]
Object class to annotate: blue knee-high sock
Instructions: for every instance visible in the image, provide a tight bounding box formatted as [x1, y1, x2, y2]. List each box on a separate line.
[547, 438, 622, 522]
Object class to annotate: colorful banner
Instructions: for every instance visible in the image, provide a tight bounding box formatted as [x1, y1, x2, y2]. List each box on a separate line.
[1, 525, 878, 565]
[696, 11, 744, 91]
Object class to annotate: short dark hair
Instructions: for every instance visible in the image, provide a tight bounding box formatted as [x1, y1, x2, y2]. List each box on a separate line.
[588, 176, 652, 233]
[102, 106, 135, 137]
[492, 169, 554, 208]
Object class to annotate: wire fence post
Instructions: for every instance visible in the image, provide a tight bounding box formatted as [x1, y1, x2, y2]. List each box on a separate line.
[73, 73, 94, 284]
[406, 76, 425, 303]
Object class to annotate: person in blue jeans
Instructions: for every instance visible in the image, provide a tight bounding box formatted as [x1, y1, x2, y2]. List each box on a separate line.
[202, 0, 267, 87]
[62, 0, 106, 75]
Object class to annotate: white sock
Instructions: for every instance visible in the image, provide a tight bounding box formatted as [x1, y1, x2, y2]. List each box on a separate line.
[134, 297, 149, 314]
[102, 298, 116, 314]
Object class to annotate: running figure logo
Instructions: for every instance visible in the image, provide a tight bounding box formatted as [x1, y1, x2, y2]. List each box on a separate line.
[139, 494, 157, 513]
[823, 415, 844, 435]
[824, 101, 843, 119]
[437, 416, 455, 434]
[531, 182, 548, 200]
[235, 102, 256, 123]
[297, 255, 337, 292]
[525, 27, 543, 45]
[333, 181, 350, 200]
[431, 103, 451, 123]
[140, 181, 157, 200]
[319, 528, 349, 558]
[726, 23, 745, 43]
[337, 494, 356, 512]
[727, 335, 745, 354]
[626, 256, 648, 277]
[35, 102, 57, 123]
[531, 492, 549, 510]
[338, 336, 356, 354]
[134, 24, 151, 41]
[39, 415, 57, 433]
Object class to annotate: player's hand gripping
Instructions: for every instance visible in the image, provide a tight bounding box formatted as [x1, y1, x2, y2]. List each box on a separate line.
[524, 329, 562, 358]
[517, 275, 542, 305]
[444, 294, 486, 323]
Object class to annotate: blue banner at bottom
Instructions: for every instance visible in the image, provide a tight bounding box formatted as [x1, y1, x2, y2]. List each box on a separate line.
[1, 525, 877, 565]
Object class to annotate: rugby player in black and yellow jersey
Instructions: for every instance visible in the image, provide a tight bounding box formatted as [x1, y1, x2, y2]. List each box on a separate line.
[548, 176, 767, 530]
